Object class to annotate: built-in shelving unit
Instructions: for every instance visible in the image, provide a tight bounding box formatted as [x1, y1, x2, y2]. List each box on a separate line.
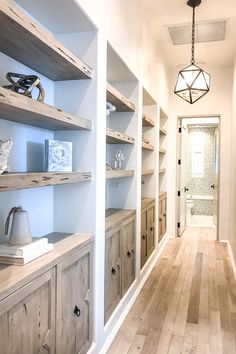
[106, 128, 135, 144]
[0, 1, 95, 247]
[105, 208, 135, 232]
[0, 87, 91, 131]
[159, 108, 168, 193]
[0, 171, 92, 192]
[0, 1, 93, 80]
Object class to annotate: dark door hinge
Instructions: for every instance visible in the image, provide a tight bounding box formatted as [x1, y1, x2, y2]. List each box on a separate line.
[177, 222, 180, 228]
[178, 159, 181, 165]
[179, 127, 182, 133]
[178, 191, 181, 197]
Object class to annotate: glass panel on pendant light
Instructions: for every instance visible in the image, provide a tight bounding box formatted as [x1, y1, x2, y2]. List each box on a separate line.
[203, 71, 210, 87]
[191, 89, 205, 103]
[175, 73, 188, 91]
[179, 90, 191, 102]
[191, 72, 208, 90]
[182, 66, 199, 86]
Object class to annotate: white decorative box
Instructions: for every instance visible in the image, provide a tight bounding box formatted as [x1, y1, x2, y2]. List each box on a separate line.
[45, 139, 72, 172]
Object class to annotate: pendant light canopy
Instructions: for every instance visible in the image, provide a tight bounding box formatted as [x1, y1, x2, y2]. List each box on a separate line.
[174, 0, 210, 104]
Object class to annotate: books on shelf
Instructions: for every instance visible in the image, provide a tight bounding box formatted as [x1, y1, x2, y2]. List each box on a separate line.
[0, 237, 54, 265]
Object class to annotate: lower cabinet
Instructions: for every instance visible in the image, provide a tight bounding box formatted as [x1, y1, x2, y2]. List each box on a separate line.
[141, 199, 155, 268]
[0, 234, 93, 354]
[57, 245, 93, 354]
[105, 211, 136, 323]
[159, 192, 167, 242]
[0, 269, 55, 354]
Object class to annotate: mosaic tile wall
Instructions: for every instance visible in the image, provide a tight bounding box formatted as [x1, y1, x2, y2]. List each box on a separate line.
[186, 127, 216, 215]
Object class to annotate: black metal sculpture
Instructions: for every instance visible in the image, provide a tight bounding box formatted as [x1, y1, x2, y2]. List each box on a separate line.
[3, 72, 45, 102]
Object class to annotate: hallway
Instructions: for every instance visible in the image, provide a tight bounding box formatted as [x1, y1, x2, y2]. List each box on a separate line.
[107, 228, 236, 354]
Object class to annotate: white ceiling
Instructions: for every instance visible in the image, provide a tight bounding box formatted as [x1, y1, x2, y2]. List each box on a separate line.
[139, 0, 236, 70]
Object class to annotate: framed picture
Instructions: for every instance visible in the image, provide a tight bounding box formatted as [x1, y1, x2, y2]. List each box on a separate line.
[45, 140, 72, 172]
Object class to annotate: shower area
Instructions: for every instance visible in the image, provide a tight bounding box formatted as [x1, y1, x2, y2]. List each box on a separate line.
[186, 125, 218, 228]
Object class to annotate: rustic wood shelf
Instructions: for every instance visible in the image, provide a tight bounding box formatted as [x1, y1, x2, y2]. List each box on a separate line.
[0, 87, 91, 131]
[160, 127, 167, 135]
[0, 1, 93, 80]
[142, 113, 155, 127]
[106, 83, 135, 112]
[105, 208, 136, 232]
[159, 148, 166, 154]
[106, 128, 135, 144]
[159, 169, 166, 174]
[142, 169, 154, 176]
[0, 171, 92, 192]
[142, 142, 154, 151]
[106, 169, 134, 179]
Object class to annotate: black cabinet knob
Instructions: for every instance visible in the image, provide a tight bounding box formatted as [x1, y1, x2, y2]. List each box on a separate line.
[184, 187, 189, 192]
[74, 305, 81, 317]
[150, 227, 154, 231]
[142, 234, 146, 239]
[211, 184, 215, 189]
[111, 267, 116, 275]
[127, 251, 131, 257]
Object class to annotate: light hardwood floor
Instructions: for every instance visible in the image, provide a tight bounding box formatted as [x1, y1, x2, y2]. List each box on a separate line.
[107, 227, 236, 354]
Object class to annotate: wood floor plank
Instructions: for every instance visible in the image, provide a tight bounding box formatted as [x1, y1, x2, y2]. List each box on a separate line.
[107, 228, 236, 354]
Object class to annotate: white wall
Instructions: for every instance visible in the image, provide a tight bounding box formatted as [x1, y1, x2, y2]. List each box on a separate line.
[229, 59, 236, 261]
[169, 65, 233, 240]
[75, 0, 170, 112]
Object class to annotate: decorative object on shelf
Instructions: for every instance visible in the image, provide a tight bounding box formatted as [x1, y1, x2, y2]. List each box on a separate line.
[5, 206, 32, 245]
[113, 149, 125, 169]
[3, 72, 45, 102]
[142, 134, 150, 144]
[106, 101, 116, 116]
[0, 138, 12, 174]
[45, 139, 72, 172]
[174, 0, 210, 104]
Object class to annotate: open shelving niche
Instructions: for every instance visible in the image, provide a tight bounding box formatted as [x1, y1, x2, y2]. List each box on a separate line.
[105, 44, 138, 211]
[104, 43, 140, 328]
[141, 88, 159, 265]
[159, 108, 168, 195]
[0, 0, 98, 242]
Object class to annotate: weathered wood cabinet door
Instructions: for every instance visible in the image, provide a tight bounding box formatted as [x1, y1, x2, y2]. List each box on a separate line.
[141, 210, 147, 268]
[147, 205, 155, 257]
[105, 226, 122, 322]
[57, 244, 93, 354]
[0, 269, 55, 354]
[158, 195, 167, 242]
[122, 216, 135, 296]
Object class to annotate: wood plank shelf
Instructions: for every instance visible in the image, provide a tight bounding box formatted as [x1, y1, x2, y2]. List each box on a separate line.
[106, 170, 134, 179]
[142, 113, 155, 127]
[106, 128, 135, 144]
[105, 209, 136, 232]
[106, 83, 135, 112]
[142, 142, 154, 151]
[159, 169, 166, 174]
[159, 148, 166, 154]
[142, 169, 154, 176]
[0, 171, 92, 192]
[0, 1, 93, 80]
[160, 127, 167, 135]
[0, 87, 91, 131]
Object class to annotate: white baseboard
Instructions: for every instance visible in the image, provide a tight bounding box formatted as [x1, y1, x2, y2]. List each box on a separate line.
[221, 240, 236, 280]
[99, 232, 171, 354]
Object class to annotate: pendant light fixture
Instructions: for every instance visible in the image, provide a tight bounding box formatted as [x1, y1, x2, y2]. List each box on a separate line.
[174, 0, 210, 104]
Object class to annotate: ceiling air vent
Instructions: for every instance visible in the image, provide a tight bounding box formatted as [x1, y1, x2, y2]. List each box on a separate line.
[168, 19, 227, 45]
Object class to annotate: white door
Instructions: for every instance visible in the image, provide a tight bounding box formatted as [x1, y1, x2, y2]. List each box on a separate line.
[212, 127, 219, 225]
[177, 124, 188, 236]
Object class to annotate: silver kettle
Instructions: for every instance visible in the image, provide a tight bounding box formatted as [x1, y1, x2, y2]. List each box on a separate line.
[5, 206, 32, 245]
